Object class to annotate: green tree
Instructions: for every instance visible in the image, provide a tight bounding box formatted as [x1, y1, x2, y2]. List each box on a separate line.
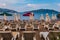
[0, 12, 12, 16]
[57, 14, 60, 19]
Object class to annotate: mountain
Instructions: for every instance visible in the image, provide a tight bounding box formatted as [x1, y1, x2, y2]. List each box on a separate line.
[0, 8, 19, 14]
[24, 9, 60, 14]
[23, 9, 60, 19]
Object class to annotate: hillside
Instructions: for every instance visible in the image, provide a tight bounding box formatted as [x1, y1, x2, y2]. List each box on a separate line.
[24, 9, 60, 14]
[0, 8, 19, 14]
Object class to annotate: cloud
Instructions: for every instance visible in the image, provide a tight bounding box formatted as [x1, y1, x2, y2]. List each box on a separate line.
[0, 3, 49, 12]
[0, 0, 50, 12]
[56, 3, 60, 12]
[0, 0, 27, 11]
[0, 3, 6, 7]
[57, 3, 60, 6]
[27, 4, 49, 6]
[27, 4, 49, 9]
[0, 0, 26, 4]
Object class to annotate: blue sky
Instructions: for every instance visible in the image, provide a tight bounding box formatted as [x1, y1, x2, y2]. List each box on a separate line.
[0, 0, 60, 12]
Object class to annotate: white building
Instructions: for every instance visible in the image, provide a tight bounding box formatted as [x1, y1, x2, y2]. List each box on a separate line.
[40, 14, 44, 20]
[14, 13, 18, 21]
[4, 14, 7, 20]
[29, 12, 34, 21]
[52, 14, 57, 20]
[45, 13, 51, 22]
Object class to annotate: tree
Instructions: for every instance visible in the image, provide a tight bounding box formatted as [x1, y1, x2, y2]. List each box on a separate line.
[57, 14, 60, 19]
[0, 12, 12, 16]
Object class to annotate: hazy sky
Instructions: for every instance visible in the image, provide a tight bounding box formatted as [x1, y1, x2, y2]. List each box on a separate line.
[0, 0, 60, 12]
